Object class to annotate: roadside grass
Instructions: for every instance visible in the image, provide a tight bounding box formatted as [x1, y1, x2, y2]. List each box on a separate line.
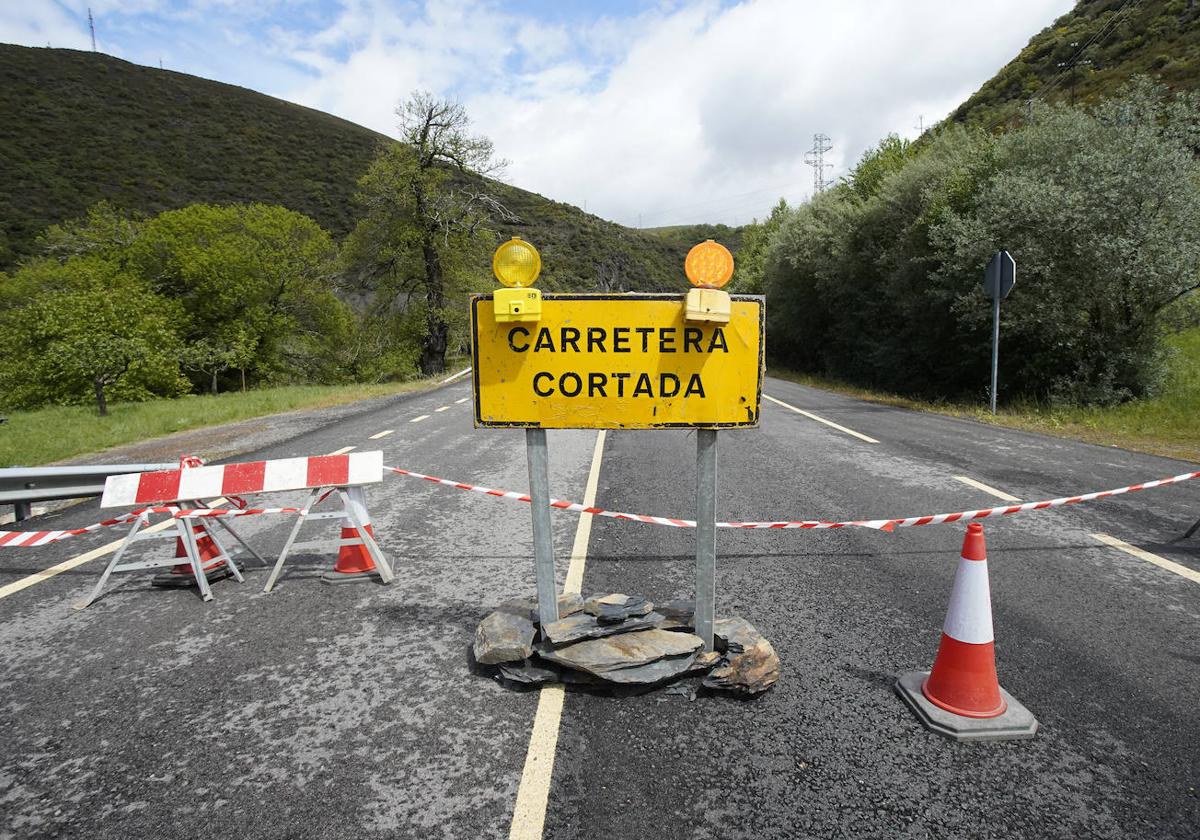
[0, 376, 456, 467]
[769, 329, 1200, 465]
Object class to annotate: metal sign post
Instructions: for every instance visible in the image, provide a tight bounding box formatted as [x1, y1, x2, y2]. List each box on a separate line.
[472, 239, 763, 649]
[983, 250, 1016, 414]
[694, 429, 718, 650]
[525, 427, 559, 625]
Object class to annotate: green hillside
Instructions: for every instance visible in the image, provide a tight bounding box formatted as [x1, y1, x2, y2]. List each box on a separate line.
[0, 44, 705, 289]
[948, 0, 1200, 129]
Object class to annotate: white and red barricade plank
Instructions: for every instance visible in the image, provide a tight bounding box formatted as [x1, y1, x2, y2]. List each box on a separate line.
[101, 452, 383, 507]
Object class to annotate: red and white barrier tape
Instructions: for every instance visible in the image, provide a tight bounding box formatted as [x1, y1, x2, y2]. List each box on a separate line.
[4, 465, 1196, 548]
[387, 466, 1200, 532]
[0, 505, 300, 548]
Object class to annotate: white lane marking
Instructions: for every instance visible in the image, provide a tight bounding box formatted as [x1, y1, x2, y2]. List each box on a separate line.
[368, 429, 395, 440]
[455, 398, 469, 404]
[763, 393, 880, 444]
[509, 429, 606, 840]
[435, 406, 450, 413]
[954, 476, 1020, 502]
[410, 415, 430, 423]
[327, 446, 356, 456]
[0, 496, 229, 601]
[1092, 533, 1200, 585]
[441, 367, 472, 384]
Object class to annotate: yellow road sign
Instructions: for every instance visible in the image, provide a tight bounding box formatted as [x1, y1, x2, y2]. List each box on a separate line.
[470, 293, 764, 429]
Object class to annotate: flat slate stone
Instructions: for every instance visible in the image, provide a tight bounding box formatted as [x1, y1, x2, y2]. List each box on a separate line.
[593, 651, 700, 684]
[539, 629, 704, 677]
[497, 659, 560, 685]
[702, 617, 781, 695]
[473, 610, 536, 665]
[542, 611, 665, 646]
[499, 593, 584, 624]
[584, 593, 654, 624]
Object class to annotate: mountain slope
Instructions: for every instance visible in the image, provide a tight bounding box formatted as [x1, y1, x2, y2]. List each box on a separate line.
[0, 44, 701, 290]
[948, 0, 1200, 129]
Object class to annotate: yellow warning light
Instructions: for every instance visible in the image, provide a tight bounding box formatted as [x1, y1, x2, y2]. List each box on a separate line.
[493, 237, 542, 288]
[684, 240, 734, 289]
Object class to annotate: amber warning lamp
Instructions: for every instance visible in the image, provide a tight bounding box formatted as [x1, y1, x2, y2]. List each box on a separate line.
[684, 239, 734, 323]
[492, 237, 543, 323]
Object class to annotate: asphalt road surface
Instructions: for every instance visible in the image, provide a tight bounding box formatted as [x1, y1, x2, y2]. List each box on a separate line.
[1, 375, 1197, 839]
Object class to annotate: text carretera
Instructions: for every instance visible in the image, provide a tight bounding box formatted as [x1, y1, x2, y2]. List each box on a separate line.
[507, 325, 729, 398]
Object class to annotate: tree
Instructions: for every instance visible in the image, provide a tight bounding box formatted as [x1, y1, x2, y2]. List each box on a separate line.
[344, 91, 513, 375]
[0, 256, 187, 414]
[765, 79, 1200, 405]
[731, 198, 788, 294]
[130, 203, 346, 388]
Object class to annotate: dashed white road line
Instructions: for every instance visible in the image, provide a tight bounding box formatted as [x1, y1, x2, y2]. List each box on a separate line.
[509, 429, 606, 840]
[763, 393, 879, 444]
[327, 446, 356, 455]
[954, 476, 1020, 502]
[455, 398, 469, 404]
[1092, 533, 1200, 585]
[435, 406, 450, 412]
[368, 429, 395, 440]
[410, 415, 430, 423]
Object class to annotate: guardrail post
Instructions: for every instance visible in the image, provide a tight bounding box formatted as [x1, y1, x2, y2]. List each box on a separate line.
[13, 501, 32, 522]
[526, 428, 559, 625]
[695, 428, 718, 650]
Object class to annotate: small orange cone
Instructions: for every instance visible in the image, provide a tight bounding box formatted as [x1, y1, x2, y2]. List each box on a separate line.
[894, 522, 1038, 741]
[922, 522, 1005, 717]
[153, 455, 231, 587]
[321, 486, 378, 583]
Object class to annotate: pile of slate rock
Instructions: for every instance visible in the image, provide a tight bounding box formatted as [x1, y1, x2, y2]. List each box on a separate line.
[472, 592, 780, 696]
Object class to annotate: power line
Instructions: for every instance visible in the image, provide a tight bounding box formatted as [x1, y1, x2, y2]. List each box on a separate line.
[804, 133, 833, 194]
[88, 7, 96, 51]
[988, 0, 1141, 132]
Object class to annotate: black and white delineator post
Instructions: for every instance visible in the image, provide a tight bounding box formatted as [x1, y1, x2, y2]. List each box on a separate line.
[983, 250, 1016, 414]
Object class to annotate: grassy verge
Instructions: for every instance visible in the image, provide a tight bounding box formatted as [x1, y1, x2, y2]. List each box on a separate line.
[769, 329, 1200, 465]
[0, 376, 453, 467]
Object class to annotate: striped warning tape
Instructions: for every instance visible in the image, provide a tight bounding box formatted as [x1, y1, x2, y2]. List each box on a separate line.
[0, 505, 300, 548]
[3, 466, 1197, 548]
[387, 466, 1200, 532]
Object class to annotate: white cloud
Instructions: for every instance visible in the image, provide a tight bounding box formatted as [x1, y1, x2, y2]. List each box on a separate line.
[279, 0, 1074, 226]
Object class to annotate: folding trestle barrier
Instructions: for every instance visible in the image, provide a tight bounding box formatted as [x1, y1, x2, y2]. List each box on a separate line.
[75, 457, 262, 609]
[77, 451, 390, 607]
[262, 480, 393, 592]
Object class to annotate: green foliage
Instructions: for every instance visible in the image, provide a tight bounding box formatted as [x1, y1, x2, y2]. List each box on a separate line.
[730, 200, 787, 294]
[766, 82, 1200, 406]
[0, 256, 188, 413]
[948, 0, 1200, 130]
[129, 203, 348, 388]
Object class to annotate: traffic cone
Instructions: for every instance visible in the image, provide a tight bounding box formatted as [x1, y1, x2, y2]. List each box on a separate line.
[320, 486, 379, 584]
[894, 523, 1038, 741]
[152, 522, 232, 588]
[152, 455, 232, 588]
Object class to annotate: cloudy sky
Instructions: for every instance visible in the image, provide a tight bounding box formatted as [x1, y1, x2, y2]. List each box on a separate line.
[4, 1, 1075, 227]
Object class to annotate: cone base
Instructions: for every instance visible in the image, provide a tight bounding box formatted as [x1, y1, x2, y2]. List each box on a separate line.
[319, 569, 378, 585]
[895, 671, 1038, 742]
[151, 565, 236, 588]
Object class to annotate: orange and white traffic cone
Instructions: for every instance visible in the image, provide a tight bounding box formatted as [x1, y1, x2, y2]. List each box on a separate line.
[152, 522, 232, 588]
[320, 486, 380, 584]
[152, 454, 233, 588]
[894, 523, 1038, 741]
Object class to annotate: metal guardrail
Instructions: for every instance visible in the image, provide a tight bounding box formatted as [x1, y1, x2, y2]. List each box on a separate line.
[0, 464, 177, 522]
